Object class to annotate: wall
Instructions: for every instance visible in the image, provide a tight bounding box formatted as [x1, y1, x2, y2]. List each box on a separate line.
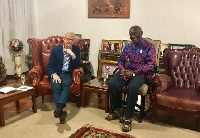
[34, 0, 200, 76]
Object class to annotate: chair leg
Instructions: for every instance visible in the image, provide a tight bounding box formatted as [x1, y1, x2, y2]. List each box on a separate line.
[42, 95, 44, 103]
[150, 104, 157, 123]
[138, 95, 145, 123]
[76, 94, 81, 107]
[195, 117, 200, 131]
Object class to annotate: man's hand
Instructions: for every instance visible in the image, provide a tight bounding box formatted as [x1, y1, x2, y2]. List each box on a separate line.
[52, 74, 61, 83]
[65, 49, 75, 58]
[120, 68, 135, 80]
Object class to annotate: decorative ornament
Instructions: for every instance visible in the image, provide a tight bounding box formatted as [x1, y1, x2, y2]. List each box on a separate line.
[8, 39, 24, 77]
[105, 65, 110, 71]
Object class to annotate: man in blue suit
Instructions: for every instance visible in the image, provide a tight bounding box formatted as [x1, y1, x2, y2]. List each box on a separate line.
[48, 32, 80, 124]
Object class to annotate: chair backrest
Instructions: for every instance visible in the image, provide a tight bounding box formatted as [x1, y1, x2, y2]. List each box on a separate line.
[41, 36, 64, 74]
[144, 38, 161, 68]
[163, 46, 200, 89]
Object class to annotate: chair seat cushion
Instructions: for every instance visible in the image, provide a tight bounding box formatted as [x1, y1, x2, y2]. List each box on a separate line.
[138, 84, 148, 96]
[121, 83, 148, 96]
[156, 87, 200, 111]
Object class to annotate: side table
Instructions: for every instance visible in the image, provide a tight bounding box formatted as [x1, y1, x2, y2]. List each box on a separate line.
[0, 84, 37, 127]
[81, 78, 109, 113]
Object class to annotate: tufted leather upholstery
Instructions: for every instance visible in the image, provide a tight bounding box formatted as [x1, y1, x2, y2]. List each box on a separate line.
[27, 36, 84, 105]
[150, 45, 200, 126]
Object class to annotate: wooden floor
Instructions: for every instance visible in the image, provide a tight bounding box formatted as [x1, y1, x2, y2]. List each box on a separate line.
[1, 74, 199, 131]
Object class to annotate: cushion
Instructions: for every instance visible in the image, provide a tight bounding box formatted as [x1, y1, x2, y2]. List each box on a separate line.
[156, 87, 200, 111]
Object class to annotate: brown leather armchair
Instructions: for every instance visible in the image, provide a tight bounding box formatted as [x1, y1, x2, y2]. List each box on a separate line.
[150, 45, 200, 127]
[27, 36, 84, 105]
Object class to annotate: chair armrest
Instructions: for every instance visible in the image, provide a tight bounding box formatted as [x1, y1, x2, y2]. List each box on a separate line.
[152, 74, 173, 94]
[71, 67, 84, 94]
[28, 66, 43, 87]
[150, 74, 173, 103]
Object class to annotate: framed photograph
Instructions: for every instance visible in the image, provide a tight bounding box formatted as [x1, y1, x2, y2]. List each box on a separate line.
[101, 40, 122, 52]
[160, 43, 168, 56]
[97, 60, 118, 78]
[79, 39, 90, 61]
[122, 40, 131, 52]
[88, 0, 130, 18]
[80, 39, 90, 52]
[168, 43, 194, 49]
[75, 34, 82, 39]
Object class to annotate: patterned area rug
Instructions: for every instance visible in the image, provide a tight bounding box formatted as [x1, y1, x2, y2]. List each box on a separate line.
[69, 124, 135, 138]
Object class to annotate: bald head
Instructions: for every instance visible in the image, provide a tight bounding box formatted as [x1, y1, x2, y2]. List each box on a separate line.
[129, 25, 143, 44]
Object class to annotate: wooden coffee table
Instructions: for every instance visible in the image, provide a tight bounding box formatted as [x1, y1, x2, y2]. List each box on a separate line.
[0, 84, 37, 127]
[81, 78, 109, 113]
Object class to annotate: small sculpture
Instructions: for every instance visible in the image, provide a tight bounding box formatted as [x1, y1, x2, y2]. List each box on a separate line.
[8, 39, 24, 77]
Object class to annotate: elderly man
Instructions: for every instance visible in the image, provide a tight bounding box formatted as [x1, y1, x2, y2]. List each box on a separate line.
[48, 32, 80, 124]
[106, 26, 156, 132]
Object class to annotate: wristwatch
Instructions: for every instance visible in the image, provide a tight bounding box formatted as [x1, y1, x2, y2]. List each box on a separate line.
[132, 73, 135, 77]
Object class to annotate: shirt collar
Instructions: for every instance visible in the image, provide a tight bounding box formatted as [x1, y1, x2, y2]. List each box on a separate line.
[63, 45, 66, 53]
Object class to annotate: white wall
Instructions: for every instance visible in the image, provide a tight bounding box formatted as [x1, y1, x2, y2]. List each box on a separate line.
[34, 0, 200, 76]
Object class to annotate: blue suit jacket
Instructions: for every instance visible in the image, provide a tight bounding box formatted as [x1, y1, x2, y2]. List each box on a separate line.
[47, 45, 80, 79]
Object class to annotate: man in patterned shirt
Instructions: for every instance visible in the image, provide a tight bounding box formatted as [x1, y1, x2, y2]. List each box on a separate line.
[106, 26, 156, 132]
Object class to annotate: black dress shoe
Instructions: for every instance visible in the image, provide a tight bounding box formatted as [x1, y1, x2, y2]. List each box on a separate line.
[53, 110, 61, 118]
[59, 111, 67, 124]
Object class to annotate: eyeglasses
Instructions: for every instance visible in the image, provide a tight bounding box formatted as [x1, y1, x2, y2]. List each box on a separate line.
[64, 38, 74, 41]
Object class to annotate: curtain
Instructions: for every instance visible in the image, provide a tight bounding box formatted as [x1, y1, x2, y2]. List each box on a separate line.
[0, 0, 36, 75]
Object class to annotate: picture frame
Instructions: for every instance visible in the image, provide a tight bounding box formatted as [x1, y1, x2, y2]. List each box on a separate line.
[160, 43, 168, 56]
[88, 0, 130, 18]
[80, 39, 90, 61]
[122, 40, 131, 52]
[75, 34, 82, 39]
[167, 43, 194, 49]
[80, 39, 90, 52]
[101, 40, 122, 52]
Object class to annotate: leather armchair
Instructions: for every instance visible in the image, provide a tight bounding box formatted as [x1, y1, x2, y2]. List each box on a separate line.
[150, 45, 200, 127]
[27, 36, 84, 105]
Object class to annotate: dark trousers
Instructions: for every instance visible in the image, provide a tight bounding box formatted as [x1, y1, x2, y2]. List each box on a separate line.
[50, 72, 72, 109]
[108, 71, 146, 118]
